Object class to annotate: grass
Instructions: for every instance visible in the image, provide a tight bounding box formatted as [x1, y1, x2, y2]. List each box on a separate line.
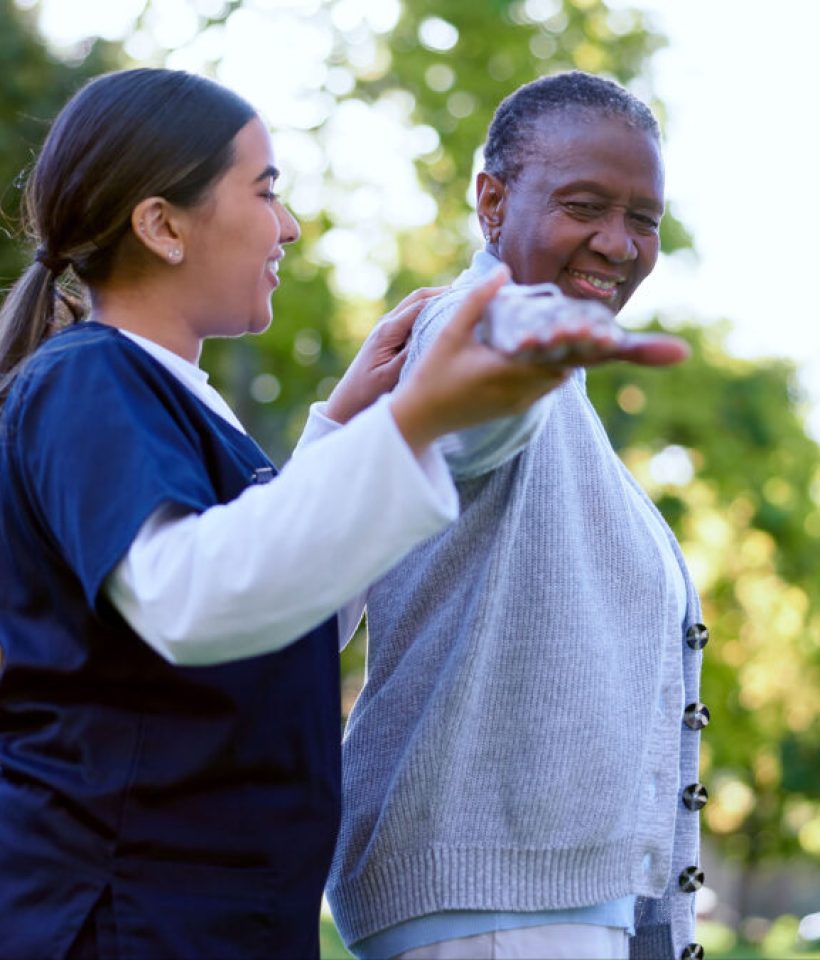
[320, 913, 353, 959]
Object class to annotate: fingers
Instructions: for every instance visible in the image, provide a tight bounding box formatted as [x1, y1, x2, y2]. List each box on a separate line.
[499, 324, 689, 369]
[613, 332, 691, 366]
[378, 285, 448, 346]
[389, 285, 448, 313]
[380, 345, 409, 381]
[380, 298, 429, 342]
[511, 327, 620, 365]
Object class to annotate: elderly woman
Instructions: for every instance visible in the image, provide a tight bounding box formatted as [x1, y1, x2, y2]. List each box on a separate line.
[326, 72, 709, 960]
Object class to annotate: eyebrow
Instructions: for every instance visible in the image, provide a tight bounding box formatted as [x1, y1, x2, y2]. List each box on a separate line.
[253, 165, 280, 184]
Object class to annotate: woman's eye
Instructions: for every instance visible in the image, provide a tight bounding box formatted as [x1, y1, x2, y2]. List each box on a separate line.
[631, 212, 660, 230]
[564, 202, 603, 217]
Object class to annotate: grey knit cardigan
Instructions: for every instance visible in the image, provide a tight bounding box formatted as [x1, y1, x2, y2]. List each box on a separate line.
[327, 252, 708, 960]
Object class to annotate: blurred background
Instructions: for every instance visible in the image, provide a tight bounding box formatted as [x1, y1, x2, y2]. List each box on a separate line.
[1, 0, 818, 956]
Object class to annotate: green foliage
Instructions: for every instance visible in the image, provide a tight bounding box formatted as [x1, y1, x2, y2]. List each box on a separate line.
[320, 913, 353, 959]
[587, 322, 819, 584]
[0, 0, 120, 283]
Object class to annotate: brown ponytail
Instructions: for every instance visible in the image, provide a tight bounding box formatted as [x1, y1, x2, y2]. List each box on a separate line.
[0, 262, 63, 404]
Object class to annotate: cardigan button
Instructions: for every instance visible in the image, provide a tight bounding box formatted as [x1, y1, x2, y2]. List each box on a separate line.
[685, 623, 710, 650]
[681, 944, 705, 959]
[682, 783, 709, 811]
[683, 702, 710, 730]
[678, 866, 705, 892]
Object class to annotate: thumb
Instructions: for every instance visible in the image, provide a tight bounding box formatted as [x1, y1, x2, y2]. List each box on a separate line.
[444, 266, 511, 340]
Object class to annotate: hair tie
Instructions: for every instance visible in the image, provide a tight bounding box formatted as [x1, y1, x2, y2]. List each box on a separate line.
[34, 246, 70, 275]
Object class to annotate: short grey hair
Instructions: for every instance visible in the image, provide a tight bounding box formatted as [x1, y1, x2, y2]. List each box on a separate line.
[483, 70, 660, 182]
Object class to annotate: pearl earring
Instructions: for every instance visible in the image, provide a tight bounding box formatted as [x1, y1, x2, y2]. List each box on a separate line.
[168, 248, 183, 263]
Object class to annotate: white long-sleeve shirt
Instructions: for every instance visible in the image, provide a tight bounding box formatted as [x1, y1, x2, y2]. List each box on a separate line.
[105, 331, 458, 666]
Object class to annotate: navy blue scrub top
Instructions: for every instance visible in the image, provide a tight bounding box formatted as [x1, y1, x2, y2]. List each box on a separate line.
[0, 323, 341, 959]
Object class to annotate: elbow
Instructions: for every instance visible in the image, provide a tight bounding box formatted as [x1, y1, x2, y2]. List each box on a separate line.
[130, 605, 212, 667]
[138, 626, 199, 666]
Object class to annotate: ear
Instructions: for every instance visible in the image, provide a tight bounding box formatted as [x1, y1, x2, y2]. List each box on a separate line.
[131, 197, 187, 266]
[476, 172, 507, 245]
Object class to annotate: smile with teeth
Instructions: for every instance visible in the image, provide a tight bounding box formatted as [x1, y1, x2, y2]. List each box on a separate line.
[569, 270, 620, 293]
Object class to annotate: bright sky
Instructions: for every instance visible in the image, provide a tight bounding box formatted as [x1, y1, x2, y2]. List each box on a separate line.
[22, 0, 820, 439]
[614, 0, 820, 439]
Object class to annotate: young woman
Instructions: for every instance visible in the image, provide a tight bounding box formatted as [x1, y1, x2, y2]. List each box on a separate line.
[0, 68, 587, 960]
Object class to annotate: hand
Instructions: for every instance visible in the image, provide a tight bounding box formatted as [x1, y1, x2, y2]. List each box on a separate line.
[509, 320, 690, 368]
[390, 268, 574, 455]
[608, 330, 691, 366]
[324, 286, 446, 424]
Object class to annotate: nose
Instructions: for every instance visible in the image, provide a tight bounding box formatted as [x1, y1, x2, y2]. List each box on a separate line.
[278, 203, 300, 246]
[588, 212, 637, 263]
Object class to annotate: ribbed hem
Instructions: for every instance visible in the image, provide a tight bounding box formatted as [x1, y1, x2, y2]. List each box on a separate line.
[330, 841, 636, 946]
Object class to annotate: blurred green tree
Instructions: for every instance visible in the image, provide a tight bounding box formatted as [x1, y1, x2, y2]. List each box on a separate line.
[0, 0, 120, 283]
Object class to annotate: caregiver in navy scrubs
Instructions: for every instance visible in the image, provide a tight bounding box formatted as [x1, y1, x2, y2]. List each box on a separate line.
[0, 68, 578, 960]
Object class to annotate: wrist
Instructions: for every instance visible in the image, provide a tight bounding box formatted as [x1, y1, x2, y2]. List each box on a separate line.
[389, 388, 443, 457]
[388, 395, 426, 458]
[324, 382, 361, 425]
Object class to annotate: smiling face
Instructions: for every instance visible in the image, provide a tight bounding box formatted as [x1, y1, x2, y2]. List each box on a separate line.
[178, 116, 300, 341]
[478, 113, 664, 315]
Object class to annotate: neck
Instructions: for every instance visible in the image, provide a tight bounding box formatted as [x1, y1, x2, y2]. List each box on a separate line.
[90, 285, 202, 365]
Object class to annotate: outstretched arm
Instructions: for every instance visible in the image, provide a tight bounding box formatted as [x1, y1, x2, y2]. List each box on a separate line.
[396, 280, 689, 479]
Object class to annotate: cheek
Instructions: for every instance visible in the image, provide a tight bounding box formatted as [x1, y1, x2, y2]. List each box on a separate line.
[637, 236, 660, 276]
[520, 222, 577, 274]
[502, 214, 560, 261]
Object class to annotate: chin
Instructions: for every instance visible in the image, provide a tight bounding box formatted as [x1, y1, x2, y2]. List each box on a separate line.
[248, 312, 273, 335]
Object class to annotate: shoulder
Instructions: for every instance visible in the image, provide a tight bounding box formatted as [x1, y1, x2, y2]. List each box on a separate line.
[412, 286, 466, 334]
[5, 323, 198, 457]
[12, 323, 148, 402]
[411, 251, 505, 340]
[13, 322, 184, 411]
[44, 321, 164, 371]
